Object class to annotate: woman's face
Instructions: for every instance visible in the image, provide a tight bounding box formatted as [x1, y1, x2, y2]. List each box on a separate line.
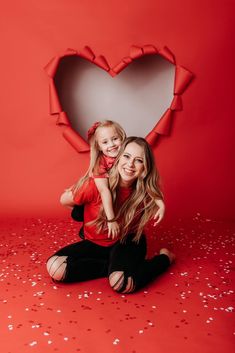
[118, 142, 145, 186]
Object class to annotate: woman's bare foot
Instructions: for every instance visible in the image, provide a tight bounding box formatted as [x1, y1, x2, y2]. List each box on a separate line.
[159, 248, 175, 264]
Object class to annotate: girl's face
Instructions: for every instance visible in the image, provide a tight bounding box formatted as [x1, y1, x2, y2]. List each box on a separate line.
[118, 142, 145, 187]
[96, 126, 122, 158]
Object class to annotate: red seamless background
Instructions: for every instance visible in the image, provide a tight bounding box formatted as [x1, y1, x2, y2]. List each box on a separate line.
[1, 0, 234, 221]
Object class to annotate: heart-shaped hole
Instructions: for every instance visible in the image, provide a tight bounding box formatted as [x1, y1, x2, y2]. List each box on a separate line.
[54, 55, 175, 140]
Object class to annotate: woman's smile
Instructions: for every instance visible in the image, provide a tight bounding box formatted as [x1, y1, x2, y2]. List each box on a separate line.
[118, 142, 145, 186]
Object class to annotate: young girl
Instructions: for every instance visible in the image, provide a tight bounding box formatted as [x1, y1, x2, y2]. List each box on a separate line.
[61, 120, 165, 239]
[62, 120, 126, 239]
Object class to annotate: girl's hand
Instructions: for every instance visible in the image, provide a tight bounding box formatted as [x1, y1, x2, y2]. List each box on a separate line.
[108, 221, 120, 239]
[153, 199, 165, 226]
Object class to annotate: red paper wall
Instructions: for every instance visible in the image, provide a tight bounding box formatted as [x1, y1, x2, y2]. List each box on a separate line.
[1, 0, 234, 220]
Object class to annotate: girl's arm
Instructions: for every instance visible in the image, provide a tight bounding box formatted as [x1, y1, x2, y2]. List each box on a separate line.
[94, 178, 119, 239]
[153, 198, 165, 225]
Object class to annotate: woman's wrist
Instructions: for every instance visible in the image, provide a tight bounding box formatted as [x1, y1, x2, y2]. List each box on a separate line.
[107, 218, 116, 223]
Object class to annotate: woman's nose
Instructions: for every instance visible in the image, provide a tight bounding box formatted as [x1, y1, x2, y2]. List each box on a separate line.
[127, 158, 134, 167]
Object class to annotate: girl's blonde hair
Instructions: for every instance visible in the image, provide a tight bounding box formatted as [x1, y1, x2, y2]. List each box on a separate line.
[95, 136, 164, 242]
[73, 120, 126, 193]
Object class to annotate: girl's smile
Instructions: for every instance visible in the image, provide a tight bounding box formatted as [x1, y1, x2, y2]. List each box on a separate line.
[96, 126, 122, 157]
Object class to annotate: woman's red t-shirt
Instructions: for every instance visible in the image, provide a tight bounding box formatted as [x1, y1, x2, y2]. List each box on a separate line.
[73, 178, 132, 246]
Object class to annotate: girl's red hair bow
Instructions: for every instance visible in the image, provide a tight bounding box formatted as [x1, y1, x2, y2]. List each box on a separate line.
[87, 121, 100, 140]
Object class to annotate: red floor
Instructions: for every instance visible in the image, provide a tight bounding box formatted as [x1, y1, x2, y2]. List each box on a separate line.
[0, 216, 234, 353]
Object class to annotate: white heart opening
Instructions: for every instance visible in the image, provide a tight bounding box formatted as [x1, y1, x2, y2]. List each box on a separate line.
[55, 54, 175, 139]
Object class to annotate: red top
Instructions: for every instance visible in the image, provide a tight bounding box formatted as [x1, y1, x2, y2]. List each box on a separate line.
[73, 178, 132, 246]
[93, 154, 116, 178]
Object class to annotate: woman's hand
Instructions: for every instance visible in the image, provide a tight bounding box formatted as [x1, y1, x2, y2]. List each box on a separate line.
[108, 221, 120, 239]
[153, 199, 165, 226]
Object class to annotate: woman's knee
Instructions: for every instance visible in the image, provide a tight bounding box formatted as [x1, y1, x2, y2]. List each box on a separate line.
[46, 255, 68, 281]
[122, 276, 135, 293]
[109, 271, 135, 293]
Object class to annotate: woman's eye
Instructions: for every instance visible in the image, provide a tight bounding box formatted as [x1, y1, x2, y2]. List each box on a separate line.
[135, 159, 143, 164]
[123, 154, 129, 159]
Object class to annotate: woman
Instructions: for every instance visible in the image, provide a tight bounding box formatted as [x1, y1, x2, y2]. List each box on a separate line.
[46, 137, 175, 293]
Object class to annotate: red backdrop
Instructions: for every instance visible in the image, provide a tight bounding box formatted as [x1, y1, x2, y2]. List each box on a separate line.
[1, 0, 234, 220]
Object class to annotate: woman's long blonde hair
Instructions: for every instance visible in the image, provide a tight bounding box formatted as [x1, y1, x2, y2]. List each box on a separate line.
[72, 120, 126, 193]
[95, 137, 164, 242]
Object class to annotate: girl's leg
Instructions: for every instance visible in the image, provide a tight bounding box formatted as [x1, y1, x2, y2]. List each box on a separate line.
[46, 240, 112, 283]
[71, 205, 85, 239]
[108, 235, 173, 293]
[71, 205, 84, 222]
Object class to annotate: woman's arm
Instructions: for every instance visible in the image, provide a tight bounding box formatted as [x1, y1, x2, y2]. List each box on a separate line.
[94, 178, 119, 239]
[153, 198, 165, 225]
[60, 189, 75, 208]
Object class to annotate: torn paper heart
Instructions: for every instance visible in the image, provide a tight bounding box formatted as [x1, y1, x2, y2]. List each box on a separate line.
[44, 45, 193, 152]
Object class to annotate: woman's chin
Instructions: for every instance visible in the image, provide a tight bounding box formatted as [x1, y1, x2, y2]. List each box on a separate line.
[119, 172, 136, 185]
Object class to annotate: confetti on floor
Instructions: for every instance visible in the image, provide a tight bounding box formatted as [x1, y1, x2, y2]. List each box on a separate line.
[0, 216, 234, 353]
